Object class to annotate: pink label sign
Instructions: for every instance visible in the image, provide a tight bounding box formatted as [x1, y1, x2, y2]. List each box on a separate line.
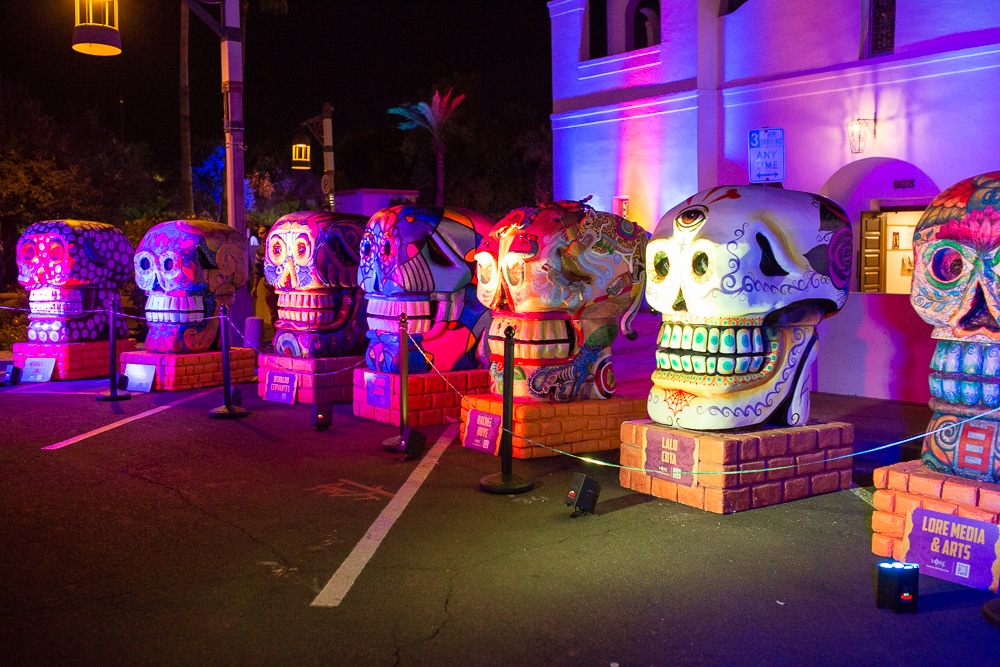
[464, 409, 501, 455]
[644, 429, 698, 487]
[365, 372, 391, 409]
[903, 508, 1000, 591]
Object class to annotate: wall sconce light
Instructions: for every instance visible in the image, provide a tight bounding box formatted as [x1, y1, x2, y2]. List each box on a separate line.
[291, 130, 312, 170]
[72, 0, 122, 56]
[848, 117, 877, 154]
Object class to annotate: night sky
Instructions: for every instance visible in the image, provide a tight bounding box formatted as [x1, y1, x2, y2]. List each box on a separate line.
[1, 1, 552, 171]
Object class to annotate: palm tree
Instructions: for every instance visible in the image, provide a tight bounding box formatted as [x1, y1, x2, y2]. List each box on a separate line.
[389, 88, 466, 206]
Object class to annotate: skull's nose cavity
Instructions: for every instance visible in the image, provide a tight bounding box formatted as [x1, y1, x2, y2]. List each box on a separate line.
[673, 288, 687, 312]
[959, 283, 1000, 333]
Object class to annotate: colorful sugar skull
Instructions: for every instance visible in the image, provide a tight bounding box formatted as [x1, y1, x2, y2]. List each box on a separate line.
[910, 171, 1000, 482]
[645, 186, 851, 429]
[134, 219, 247, 354]
[263, 211, 369, 357]
[358, 205, 495, 373]
[475, 200, 647, 401]
[16, 220, 133, 343]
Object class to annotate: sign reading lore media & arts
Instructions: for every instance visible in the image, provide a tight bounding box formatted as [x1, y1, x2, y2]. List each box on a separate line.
[644, 429, 698, 487]
[365, 372, 391, 409]
[264, 371, 297, 404]
[22, 357, 55, 383]
[464, 409, 501, 455]
[903, 508, 1000, 591]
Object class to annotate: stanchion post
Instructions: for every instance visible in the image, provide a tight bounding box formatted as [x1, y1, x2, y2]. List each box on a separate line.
[400, 313, 409, 438]
[480, 325, 533, 494]
[96, 295, 130, 402]
[210, 304, 249, 419]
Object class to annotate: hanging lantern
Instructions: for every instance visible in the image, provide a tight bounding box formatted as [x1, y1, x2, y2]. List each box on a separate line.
[73, 0, 122, 56]
[291, 129, 312, 170]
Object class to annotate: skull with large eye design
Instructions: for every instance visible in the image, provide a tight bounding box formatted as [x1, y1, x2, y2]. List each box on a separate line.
[16, 220, 134, 343]
[475, 200, 647, 402]
[263, 211, 369, 358]
[910, 171, 1000, 482]
[645, 186, 852, 430]
[134, 220, 247, 354]
[357, 205, 495, 373]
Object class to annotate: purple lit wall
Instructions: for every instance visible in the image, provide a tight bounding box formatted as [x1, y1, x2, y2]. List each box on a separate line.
[548, 0, 1000, 401]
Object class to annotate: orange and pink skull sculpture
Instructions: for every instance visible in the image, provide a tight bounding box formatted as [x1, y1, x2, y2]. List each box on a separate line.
[474, 200, 647, 402]
[262, 211, 369, 357]
[910, 171, 1000, 483]
[358, 205, 495, 373]
[134, 219, 247, 354]
[16, 220, 134, 343]
[645, 186, 852, 429]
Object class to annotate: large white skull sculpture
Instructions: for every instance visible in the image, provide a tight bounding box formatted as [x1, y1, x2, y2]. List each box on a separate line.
[263, 211, 368, 358]
[646, 186, 852, 429]
[475, 200, 647, 401]
[357, 205, 495, 373]
[16, 220, 133, 343]
[910, 171, 1000, 482]
[134, 219, 247, 354]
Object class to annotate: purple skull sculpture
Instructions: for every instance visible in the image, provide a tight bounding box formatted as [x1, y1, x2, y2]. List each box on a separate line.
[134, 219, 247, 354]
[262, 211, 369, 357]
[16, 220, 133, 343]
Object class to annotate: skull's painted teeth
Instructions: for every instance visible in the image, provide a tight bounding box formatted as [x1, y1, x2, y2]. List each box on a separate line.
[28, 287, 85, 317]
[929, 339, 1000, 407]
[658, 322, 767, 354]
[487, 317, 573, 361]
[277, 292, 341, 309]
[365, 298, 431, 318]
[145, 294, 205, 323]
[655, 319, 776, 382]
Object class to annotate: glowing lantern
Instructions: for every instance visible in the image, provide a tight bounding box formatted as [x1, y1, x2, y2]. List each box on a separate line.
[73, 0, 122, 57]
[291, 129, 311, 170]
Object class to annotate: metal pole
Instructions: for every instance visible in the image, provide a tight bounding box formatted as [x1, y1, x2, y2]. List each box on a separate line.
[97, 296, 130, 402]
[480, 325, 533, 494]
[399, 313, 409, 437]
[210, 304, 248, 419]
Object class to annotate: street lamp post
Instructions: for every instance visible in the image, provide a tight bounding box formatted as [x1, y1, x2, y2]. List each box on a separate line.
[292, 103, 336, 212]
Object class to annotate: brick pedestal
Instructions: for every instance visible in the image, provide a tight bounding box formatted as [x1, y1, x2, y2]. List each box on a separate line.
[257, 354, 362, 404]
[871, 460, 1000, 561]
[353, 368, 490, 428]
[460, 396, 647, 459]
[619, 420, 855, 514]
[119, 348, 255, 391]
[13, 339, 137, 380]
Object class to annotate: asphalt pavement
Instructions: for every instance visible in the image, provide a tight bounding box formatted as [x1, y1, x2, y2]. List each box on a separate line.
[1, 317, 998, 666]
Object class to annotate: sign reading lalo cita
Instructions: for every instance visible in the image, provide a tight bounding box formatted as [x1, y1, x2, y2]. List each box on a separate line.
[902, 507, 1000, 592]
[748, 128, 785, 183]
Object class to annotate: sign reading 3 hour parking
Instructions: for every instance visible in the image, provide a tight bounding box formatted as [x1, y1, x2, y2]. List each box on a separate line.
[748, 128, 785, 183]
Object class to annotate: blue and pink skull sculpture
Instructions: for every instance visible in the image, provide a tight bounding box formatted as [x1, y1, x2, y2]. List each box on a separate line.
[262, 211, 369, 357]
[358, 205, 495, 373]
[645, 186, 852, 429]
[910, 171, 1000, 483]
[134, 219, 247, 354]
[474, 200, 647, 401]
[16, 220, 133, 343]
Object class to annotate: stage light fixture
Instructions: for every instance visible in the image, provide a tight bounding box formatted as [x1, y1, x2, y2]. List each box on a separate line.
[401, 426, 426, 460]
[312, 402, 332, 431]
[875, 561, 919, 613]
[565, 473, 600, 516]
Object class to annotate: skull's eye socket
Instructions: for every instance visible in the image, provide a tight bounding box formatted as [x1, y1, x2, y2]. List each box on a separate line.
[19, 242, 36, 262]
[477, 260, 494, 284]
[294, 234, 311, 264]
[652, 251, 669, 280]
[359, 237, 372, 257]
[506, 260, 525, 287]
[268, 237, 286, 264]
[48, 242, 65, 261]
[675, 206, 707, 230]
[931, 246, 967, 284]
[138, 256, 151, 271]
[692, 251, 709, 277]
[163, 257, 174, 272]
[382, 240, 392, 257]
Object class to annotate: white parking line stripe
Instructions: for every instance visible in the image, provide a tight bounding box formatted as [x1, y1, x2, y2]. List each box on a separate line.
[311, 423, 459, 608]
[41, 389, 216, 450]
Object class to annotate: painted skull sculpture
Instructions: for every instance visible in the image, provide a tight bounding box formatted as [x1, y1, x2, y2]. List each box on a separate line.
[134, 219, 247, 354]
[16, 220, 133, 343]
[645, 186, 851, 429]
[263, 211, 369, 358]
[475, 200, 647, 401]
[358, 205, 495, 373]
[910, 171, 1000, 482]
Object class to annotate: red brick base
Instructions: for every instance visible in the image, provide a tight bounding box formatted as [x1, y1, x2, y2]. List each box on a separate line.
[120, 348, 255, 391]
[14, 339, 138, 381]
[257, 354, 362, 404]
[352, 368, 490, 427]
[871, 460, 1000, 565]
[460, 395, 648, 459]
[619, 419, 855, 514]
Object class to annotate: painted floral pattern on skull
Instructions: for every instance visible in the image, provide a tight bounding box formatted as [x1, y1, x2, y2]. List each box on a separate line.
[16, 220, 134, 343]
[911, 171, 1000, 482]
[475, 200, 647, 402]
[645, 186, 851, 429]
[134, 219, 247, 354]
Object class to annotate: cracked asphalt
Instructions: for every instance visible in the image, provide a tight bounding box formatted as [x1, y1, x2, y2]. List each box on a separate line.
[2, 354, 999, 665]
